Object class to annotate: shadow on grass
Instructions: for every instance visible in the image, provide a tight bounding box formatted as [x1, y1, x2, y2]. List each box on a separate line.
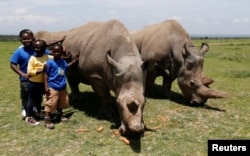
[69, 91, 158, 153]
[128, 127, 158, 153]
[147, 84, 226, 112]
[69, 91, 120, 125]
[67, 86, 225, 153]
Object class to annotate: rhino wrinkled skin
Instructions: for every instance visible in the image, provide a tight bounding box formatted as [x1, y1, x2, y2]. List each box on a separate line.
[35, 20, 146, 135]
[131, 19, 228, 105]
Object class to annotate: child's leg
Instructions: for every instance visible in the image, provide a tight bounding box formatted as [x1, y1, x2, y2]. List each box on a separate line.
[57, 108, 68, 122]
[57, 89, 70, 122]
[32, 83, 45, 119]
[26, 82, 36, 117]
[44, 88, 58, 129]
[20, 81, 28, 118]
[44, 111, 54, 129]
[36, 83, 45, 113]
[26, 82, 40, 125]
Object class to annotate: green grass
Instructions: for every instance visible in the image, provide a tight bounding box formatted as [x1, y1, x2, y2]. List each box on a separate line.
[0, 39, 249, 156]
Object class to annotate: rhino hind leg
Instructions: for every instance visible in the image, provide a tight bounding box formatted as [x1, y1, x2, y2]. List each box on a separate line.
[67, 75, 81, 102]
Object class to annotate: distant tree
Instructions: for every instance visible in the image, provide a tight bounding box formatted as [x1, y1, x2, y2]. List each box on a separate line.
[0, 35, 19, 41]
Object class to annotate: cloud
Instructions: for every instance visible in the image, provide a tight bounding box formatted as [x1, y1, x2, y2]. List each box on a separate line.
[20, 15, 60, 24]
[169, 16, 182, 21]
[1, 0, 250, 35]
[0, 5, 60, 26]
[15, 8, 28, 15]
[232, 18, 249, 23]
[0, 14, 60, 25]
[108, 10, 116, 15]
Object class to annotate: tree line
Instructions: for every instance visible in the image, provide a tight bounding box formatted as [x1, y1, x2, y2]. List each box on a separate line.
[1, 34, 250, 42]
[0, 35, 19, 41]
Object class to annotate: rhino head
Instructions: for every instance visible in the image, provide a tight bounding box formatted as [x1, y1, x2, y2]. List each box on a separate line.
[177, 43, 228, 105]
[107, 55, 146, 135]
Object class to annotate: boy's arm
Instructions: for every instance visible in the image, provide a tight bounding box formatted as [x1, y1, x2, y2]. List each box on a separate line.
[10, 63, 27, 78]
[67, 53, 80, 67]
[44, 68, 49, 94]
[44, 72, 48, 89]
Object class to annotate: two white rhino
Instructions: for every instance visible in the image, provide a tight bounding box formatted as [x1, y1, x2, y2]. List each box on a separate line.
[35, 19, 227, 136]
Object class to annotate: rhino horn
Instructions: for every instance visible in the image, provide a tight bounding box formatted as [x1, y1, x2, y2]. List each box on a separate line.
[205, 88, 229, 98]
[202, 76, 214, 86]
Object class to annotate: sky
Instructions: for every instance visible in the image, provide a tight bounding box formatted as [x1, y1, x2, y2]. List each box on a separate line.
[0, 0, 250, 36]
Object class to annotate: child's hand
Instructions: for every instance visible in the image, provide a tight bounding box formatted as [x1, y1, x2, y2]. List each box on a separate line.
[21, 73, 29, 79]
[66, 51, 71, 58]
[74, 52, 80, 61]
[44, 87, 50, 95]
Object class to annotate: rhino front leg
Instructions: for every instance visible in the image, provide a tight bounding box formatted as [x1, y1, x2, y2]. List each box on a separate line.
[90, 76, 114, 119]
[162, 76, 174, 99]
[67, 74, 81, 102]
[145, 70, 158, 97]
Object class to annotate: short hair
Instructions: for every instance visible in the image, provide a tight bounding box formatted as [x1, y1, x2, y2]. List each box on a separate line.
[34, 39, 47, 50]
[19, 29, 33, 37]
[52, 44, 63, 50]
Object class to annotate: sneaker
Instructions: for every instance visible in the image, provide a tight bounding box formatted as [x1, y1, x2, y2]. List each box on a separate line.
[26, 117, 40, 126]
[36, 112, 45, 119]
[44, 119, 55, 129]
[21, 109, 26, 118]
[51, 112, 59, 121]
[33, 106, 37, 112]
[60, 116, 69, 122]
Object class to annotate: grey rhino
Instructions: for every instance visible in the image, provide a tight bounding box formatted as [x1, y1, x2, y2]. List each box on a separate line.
[35, 20, 146, 135]
[131, 19, 228, 105]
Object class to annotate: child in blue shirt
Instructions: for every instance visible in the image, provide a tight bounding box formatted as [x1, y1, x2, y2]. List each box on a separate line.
[44, 44, 79, 129]
[10, 29, 35, 119]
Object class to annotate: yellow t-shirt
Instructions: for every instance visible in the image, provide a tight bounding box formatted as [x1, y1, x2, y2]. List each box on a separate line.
[27, 55, 53, 82]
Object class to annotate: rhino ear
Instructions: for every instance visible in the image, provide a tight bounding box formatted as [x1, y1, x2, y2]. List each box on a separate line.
[182, 43, 195, 59]
[107, 54, 125, 76]
[182, 43, 190, 58]
[200, 43, 209, 55]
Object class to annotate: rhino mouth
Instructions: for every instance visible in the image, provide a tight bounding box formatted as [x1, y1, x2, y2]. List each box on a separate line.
[119, 123, 145, 136]
[189, 98, 207, 105]
[179, 80, 228, 105]
[119, 115, 145, 136]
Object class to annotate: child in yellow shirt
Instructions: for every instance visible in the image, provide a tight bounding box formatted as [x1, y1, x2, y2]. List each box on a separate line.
[26, 39, 53, 125]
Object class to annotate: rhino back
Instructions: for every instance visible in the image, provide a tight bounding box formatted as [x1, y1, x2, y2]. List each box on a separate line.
[34, 31, 67, 44]
[132, 20, 192, 60]
[63, 20, 140, 85]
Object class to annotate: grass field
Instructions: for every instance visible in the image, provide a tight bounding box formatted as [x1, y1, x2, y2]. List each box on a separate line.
[0, 39, 249, 156]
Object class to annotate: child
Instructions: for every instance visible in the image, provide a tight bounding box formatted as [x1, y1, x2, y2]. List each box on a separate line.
[26, 39, 53, 125]
[44, 44, 79, 129]
[10, 29, 35, 119]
